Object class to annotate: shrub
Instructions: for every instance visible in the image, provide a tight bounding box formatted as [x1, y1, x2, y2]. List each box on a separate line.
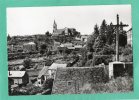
[81, 76, 133, 94]
[23, 57, 32, 69]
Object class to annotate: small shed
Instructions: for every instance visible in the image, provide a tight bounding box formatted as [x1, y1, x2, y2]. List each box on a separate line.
[109, 61, 125, 79]
[8, 71, 29, 85]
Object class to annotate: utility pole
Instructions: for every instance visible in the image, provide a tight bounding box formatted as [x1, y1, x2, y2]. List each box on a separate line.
[112, 14, 128, 61]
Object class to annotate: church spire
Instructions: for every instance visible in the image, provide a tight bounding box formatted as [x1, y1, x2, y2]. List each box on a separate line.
[53, 20, 57, 32]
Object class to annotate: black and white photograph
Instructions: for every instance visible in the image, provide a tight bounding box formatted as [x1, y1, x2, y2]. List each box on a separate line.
[7, 5, 133, 95]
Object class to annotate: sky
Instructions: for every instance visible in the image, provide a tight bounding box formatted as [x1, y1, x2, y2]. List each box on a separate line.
[7, 5, 132, 36]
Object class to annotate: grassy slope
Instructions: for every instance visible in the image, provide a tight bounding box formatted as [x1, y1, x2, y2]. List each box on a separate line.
[81, 76, 133, 94]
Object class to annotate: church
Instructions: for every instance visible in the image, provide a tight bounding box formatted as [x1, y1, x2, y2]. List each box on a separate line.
[52, 20, 80, 43]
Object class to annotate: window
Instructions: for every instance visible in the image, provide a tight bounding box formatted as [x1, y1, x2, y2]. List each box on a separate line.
[67, 81, 72, 86]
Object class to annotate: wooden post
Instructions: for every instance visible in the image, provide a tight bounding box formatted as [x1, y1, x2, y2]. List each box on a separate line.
[111, 14, 128, 61]
[116, 14, 119, 61]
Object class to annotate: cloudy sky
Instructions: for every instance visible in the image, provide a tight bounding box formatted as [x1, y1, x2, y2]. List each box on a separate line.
[7, 5, 132, 36]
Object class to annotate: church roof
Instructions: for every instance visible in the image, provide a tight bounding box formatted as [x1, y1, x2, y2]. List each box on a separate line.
[53, 29, 65, 35]
[52, 20, 76, 36]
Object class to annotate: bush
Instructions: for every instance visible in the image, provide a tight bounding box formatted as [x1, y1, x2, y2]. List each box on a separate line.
[23, 57, 32, 69]
[122, 46, 132, 56]
[42, 78, 54, 90]
[92, 55, 113, 65]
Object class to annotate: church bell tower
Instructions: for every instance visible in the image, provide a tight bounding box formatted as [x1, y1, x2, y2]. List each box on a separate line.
[53, 20, 57, 32]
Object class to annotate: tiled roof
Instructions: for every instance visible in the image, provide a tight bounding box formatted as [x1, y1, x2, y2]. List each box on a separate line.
[109, 61, 125, 64]
[60, 43, 73, 47]
[38, 66, 49, 78]
[8, 71, 26, 78]
[48, 63, 67, 70]
[23, 42, 35, 45]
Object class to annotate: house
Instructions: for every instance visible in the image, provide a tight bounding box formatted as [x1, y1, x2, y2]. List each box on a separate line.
[37, 66, 49, 86]
[48, 63, 67, 79]
[81, 35, 89, 42]
[57, 47, 67, 54]
[52, 67, 108, 94]
[8, 45, 23, 53]
[126, 28, 132, 46]
[18, 65, 25, 71]
[67, 47, 75, 50]
[23, 42, 36, 52]
[66, 45, 83, 53]
[53, 41, 61, 51]
[8, 71, 29, 85]
[72, 40, 84, 46]
[58, 43, 73, 54]
[74, 45, 83, 51]
[60, 43, 73, 47]
[37, 63, 67, 86]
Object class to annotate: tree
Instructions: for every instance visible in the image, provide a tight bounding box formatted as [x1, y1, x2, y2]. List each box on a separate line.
[7, 34, 11, 41]
[99, 19, 108, 39]
[80, 19, 131, 66]
[45, 31, 52, 45]
[42, 78, 54, 90]
[98, 45, 115, 55]
[23, 57, 32, 69]
[86, 24, 99, 52]
[34, 39, 39, 51]
[122, 45, 132, 55]
[93, 20, 108, 53]
[106, 22, 115, 45]
[119, 31, 127, 47]
[45, 31, 51, 37]
[40, 44, 47, 55]
[78, 48, 88, 67]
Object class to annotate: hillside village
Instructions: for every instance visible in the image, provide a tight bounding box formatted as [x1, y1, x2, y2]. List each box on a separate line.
[8, 15, 133, 95]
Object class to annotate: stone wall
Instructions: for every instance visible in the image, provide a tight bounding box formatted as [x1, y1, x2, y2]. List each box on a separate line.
[125, 62, 133, 76]
[52, 67, 108, 94]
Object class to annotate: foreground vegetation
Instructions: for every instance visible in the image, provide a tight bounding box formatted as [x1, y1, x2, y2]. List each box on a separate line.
[81, 76, 133, 94]
[9, 78, 54, 95]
